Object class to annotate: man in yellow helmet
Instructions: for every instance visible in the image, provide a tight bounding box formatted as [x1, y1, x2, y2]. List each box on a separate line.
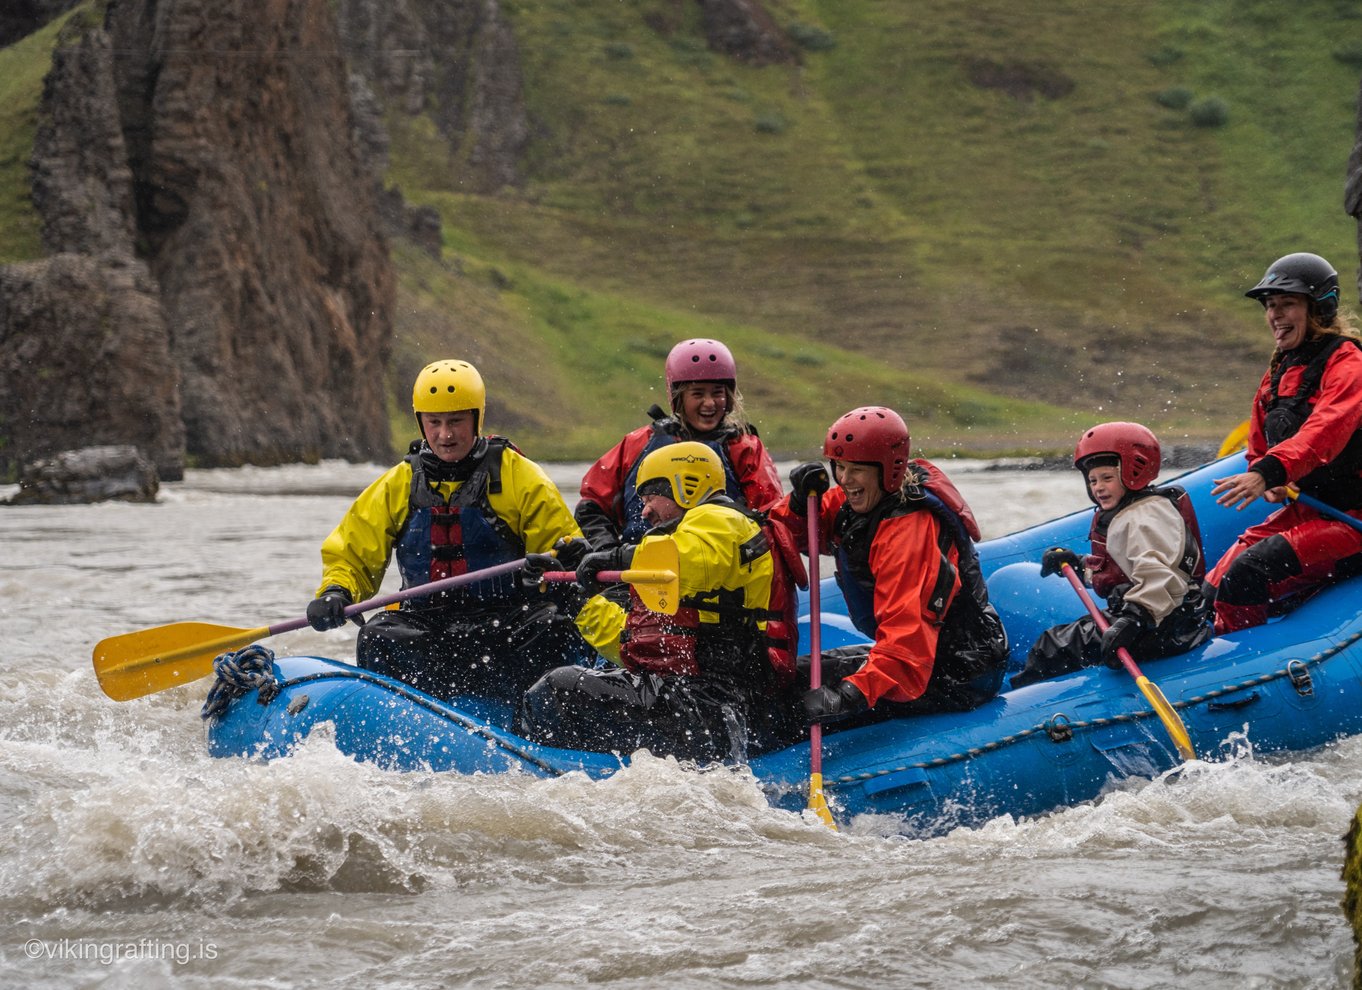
[518, 441, 779, 762]
[305, 359, 591, 702]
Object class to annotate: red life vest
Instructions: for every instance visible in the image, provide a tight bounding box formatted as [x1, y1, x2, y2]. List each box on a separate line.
[1086, 485, 1205, 600]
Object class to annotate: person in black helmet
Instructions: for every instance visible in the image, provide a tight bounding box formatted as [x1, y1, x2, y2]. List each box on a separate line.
[1207, 252, 1362, 633]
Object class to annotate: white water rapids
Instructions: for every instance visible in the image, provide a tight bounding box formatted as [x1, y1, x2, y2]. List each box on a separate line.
[0, 460, 1356, 988]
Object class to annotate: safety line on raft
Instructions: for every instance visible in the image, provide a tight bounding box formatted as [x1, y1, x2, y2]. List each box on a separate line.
[826, 630, 1362, 789]
[204, 648, 574, 777]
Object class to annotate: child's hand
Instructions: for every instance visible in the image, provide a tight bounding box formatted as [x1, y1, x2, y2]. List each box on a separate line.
[1100, 603, 1152, 667]
[1040, 547, 1082, 577]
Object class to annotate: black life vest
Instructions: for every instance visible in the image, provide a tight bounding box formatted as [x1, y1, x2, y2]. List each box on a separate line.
[832, 461, 1008, 686]
[1086, 485, 1204, 600]
[1260, 334, 1362, 508]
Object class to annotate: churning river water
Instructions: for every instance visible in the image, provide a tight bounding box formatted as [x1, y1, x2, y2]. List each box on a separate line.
[1, 460, 1357, 989]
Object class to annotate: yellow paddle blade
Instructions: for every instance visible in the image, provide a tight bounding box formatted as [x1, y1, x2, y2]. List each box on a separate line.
[92, 621, 268, 702]
[1217, 419, 1251, 457]
[808, 772, 838, 830]
[625, 538, 681, 615]
[1135, 675, 1197, 761]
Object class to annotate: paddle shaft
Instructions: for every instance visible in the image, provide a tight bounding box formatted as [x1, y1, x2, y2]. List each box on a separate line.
[1290, 489, 1362, 536]
[98, 560, 528, 679]
[805, 492, 837, 829]
[296, 558, 531, 634]
[538, 570, 667, 585]
[807, 496, 824, 772]
[1060, 566, 1143, 680]
[1060, 564, 1197, 761]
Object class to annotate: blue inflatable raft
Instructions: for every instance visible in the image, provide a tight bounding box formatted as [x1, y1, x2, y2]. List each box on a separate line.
[206, 453, 1362, 833]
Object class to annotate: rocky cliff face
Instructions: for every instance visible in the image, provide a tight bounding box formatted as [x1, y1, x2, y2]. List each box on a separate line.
[1, 0, 396, 479]
[336, 0, 530, 194]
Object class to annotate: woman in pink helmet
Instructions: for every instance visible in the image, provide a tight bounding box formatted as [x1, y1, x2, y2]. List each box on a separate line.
[574, 338, 800, 691]
[575, 338, 782, 551]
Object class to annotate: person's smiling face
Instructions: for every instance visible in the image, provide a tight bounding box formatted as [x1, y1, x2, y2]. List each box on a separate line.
[677, 383, 728, 433]
[1263, 293, 1310, 352]
[833, 461, 885, 514]
[1086, 464, 1126, 510]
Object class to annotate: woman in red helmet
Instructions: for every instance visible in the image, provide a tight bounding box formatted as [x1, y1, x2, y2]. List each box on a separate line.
[1206, 252, 1362, 633]
[771, 407, 1008, 724]
[1009, 422, 1211, 688]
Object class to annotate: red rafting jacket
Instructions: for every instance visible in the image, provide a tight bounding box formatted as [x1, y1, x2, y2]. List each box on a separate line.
[578, 424, 784, 527]
[771, 483, 962, 707]
[1247, 337, 1362, 496]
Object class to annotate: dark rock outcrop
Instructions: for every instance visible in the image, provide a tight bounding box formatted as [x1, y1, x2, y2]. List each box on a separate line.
[696, 0, 798, 66]
[337, 0, 530, 193]
[0, 253, 184, 479]
[1, 0, 398, 482]
[6, 444, 158, 504]
[2, 22, 184, 481]
[105, 0, 396, 467]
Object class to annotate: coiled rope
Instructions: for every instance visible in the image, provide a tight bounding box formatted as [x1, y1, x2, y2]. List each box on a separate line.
[200, 644, 280, 720]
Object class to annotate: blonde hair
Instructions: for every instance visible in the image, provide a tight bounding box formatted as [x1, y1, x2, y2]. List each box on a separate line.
[669, 383, 752, 435]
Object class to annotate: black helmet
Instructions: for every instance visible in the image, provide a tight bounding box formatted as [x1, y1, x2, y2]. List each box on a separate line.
[1245, 252, 1339, 324]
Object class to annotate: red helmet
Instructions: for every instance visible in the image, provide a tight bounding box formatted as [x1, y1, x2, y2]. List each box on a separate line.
[1073, 422, 1161, 492]
[665, 339, 737, 391]
[824, 406, 910, 492]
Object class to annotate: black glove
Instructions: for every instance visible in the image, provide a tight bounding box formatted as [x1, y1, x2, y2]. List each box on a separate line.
[551, 536, 590, 571]
[520, 553, 559, 588]
[789, 462, 831, 513]
[802, 680, 868, 723]
[1100, 603, 1152, 668]
[1040, 547, 1083, 578]
[306, 585, 355, 631]
[576, 545, 632, 594]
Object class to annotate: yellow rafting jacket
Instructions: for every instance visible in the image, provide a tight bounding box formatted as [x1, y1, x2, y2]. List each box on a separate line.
[575, 499, 774, 665]
[316, 445, 582, 600]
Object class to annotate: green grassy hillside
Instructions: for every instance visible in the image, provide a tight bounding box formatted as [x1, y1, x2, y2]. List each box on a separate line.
[5, 0, 1359, 462]
[384, 0, 1362, 460]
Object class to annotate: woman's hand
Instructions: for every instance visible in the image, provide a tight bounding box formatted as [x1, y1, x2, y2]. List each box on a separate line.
[1211, 471, 1268, 510]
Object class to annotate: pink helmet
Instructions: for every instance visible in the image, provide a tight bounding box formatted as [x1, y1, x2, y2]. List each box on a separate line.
[665, 339, 737, 392]
[824, 406, 910, 492]
[1074, 422, 1161, 492]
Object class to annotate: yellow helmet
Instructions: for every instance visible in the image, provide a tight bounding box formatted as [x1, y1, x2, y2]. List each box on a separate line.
[412, 359, 485, 429]
[635, 441, 724, 511]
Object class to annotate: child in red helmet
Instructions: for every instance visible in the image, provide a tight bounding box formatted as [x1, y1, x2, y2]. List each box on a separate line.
[1010, 422, 1212, 688]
